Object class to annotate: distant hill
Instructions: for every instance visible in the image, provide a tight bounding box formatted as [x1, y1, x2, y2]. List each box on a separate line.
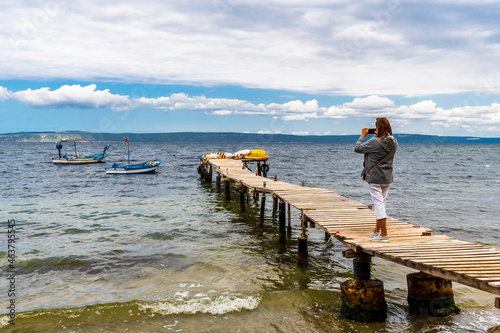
[1, 131, 499, 144]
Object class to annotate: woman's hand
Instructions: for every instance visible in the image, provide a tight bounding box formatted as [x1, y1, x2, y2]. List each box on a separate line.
[361, 127, 370, 137]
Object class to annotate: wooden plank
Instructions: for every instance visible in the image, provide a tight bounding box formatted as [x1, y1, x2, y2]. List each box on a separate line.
[433, 263, 500, 268]
[396, 249, 500, 256]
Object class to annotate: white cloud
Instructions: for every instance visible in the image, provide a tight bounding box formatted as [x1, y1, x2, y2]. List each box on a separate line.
[211, 110, 233, 115]
[292, 131, 309, 135]
[2, 1, 500, 96]
[3, 84, 500, 130]
[11, 84, 132, 110]
[281, 99, 324, 113]
[0, 86, 10, 100]
[344, 95, 395, 110]
[282, 113, 319, 121]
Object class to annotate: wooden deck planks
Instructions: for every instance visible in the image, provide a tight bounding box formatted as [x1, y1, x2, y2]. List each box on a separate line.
[207, 158, 500, 296]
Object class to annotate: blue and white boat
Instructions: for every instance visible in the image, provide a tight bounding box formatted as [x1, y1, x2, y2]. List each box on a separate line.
[105, 138, 162, 174]
[52, 140, 110, 165]
[105, 159, 162, 174]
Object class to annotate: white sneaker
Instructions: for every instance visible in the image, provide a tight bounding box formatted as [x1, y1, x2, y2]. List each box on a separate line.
[370, 235, 389, 242]
[369, 232, 380, 237]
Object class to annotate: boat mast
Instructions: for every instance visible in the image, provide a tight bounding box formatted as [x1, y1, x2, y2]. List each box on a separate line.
[74, 140, 77, 157]
[125, 137, 130, 165]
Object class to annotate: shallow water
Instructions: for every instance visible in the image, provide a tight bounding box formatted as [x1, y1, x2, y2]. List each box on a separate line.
[1, 141, 500, 332]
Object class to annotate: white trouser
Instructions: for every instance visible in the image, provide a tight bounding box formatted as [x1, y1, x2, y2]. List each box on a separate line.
[368, 183, 390, 220]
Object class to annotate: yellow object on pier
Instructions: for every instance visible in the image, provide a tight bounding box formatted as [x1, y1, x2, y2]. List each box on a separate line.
[242, 149, 268, 161]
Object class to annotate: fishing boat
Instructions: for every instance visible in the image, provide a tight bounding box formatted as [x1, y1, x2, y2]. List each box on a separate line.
[52, 140, 110, 165]
[105, 159, 162, 174]
[105, 137, 162, 174]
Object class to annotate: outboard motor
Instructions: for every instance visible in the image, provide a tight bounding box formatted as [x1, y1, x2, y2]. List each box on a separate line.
[56, 142, 63, 158]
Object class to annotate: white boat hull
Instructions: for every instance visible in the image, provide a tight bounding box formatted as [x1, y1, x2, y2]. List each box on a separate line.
[105, 165, 159, 174]
[53, 157, 105, 165]
[105, 159, 162, 174]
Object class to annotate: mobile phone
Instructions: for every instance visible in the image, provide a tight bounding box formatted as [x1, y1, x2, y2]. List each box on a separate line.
[367, 128, 376, 135]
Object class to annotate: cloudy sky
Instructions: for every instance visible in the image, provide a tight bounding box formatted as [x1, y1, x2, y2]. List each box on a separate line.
[1, 0, 500, 136]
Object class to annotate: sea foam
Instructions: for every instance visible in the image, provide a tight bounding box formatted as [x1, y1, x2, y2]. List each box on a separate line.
[139, 293, 261, 315]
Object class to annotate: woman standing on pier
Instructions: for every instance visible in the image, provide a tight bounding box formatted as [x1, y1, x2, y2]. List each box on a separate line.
[354, 117, 397, 242]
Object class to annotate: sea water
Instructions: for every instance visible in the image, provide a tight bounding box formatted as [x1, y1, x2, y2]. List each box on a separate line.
[0, 141, 499, 332]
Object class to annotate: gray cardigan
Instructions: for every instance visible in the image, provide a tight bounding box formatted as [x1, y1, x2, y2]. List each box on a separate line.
[354, 135, 397, 184]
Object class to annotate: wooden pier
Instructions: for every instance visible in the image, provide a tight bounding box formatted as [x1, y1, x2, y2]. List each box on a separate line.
[199, 158, 500, 307]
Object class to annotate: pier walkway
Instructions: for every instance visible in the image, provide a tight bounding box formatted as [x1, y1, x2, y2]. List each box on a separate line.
[205, 158, 500, 299]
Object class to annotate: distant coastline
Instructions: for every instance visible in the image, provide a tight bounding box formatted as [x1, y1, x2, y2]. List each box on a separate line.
[1, 131, 500, 144]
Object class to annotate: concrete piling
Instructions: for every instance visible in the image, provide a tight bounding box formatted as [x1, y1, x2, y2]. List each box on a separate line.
[407, 272, 460, 316]
[341, 253, 387, 322]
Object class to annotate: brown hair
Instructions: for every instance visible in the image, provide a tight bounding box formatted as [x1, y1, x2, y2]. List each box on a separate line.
[375, 117, 392, 140]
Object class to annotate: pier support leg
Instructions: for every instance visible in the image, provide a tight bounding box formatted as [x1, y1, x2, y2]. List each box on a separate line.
[287, 203, 292, 238]
[325, 231, 331, 242]
[297, 212, 308, 268]
[298, 236, 308, 268]
[341, 253, 387, 322]
[239, 187, 246, 213]
[272, 194, 278, 218]
[224, 180, 231, 200]
[278, 199, 286, 243]
[208, 165, 212, 186]
[407, 272, 460, 316]
[215, 172, 221, 193]
[259, 193, 266, 226]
